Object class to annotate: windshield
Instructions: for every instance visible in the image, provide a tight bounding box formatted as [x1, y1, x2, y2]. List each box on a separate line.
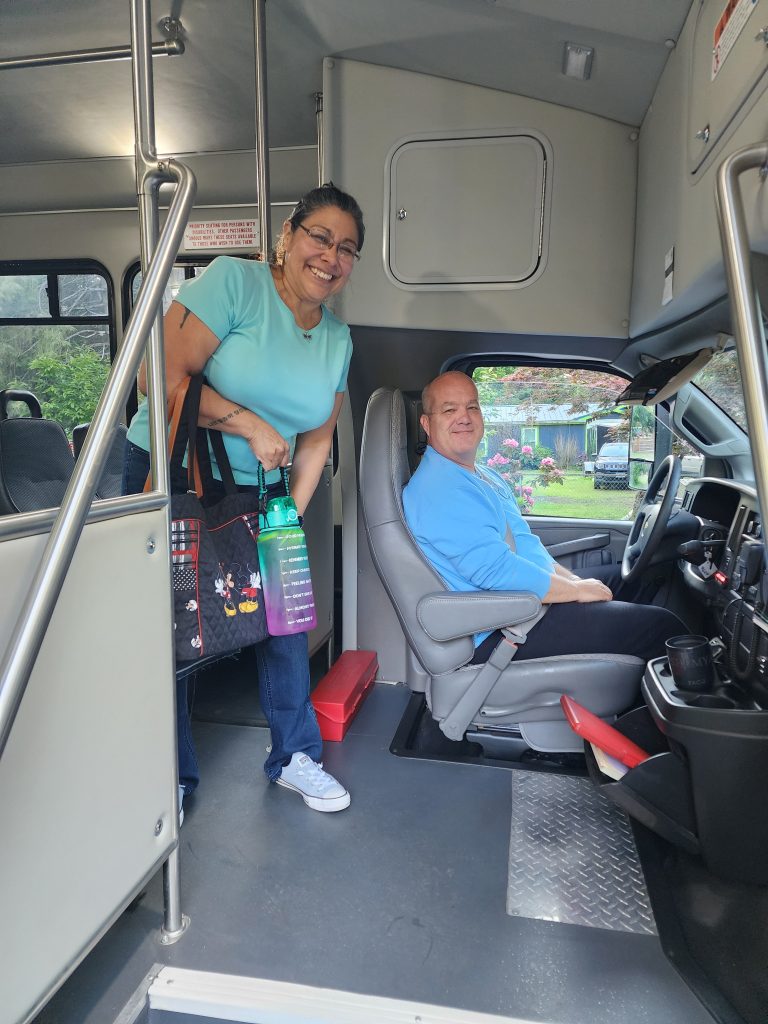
[599, 444, 628, 457]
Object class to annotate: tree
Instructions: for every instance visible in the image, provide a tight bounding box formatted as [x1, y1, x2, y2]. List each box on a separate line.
[474, 365, 625, 415]
[29, 350, 109, 435]
[694, 350, 745, 430]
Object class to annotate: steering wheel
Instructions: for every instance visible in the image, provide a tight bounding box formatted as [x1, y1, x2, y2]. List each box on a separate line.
[621, 454, 682, 582]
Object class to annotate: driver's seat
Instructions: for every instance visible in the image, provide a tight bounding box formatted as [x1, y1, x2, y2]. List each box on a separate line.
[359, 388, 643, 752]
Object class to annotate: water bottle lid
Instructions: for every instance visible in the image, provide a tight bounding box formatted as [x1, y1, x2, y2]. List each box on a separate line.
[264, 496, 299, 528]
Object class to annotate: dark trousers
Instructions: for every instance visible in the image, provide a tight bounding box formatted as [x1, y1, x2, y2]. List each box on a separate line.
[471, 563, 686, 665]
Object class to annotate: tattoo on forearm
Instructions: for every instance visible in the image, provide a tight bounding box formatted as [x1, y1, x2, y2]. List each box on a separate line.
[208, 406, 246, 428]
[179, 307, 192, 328]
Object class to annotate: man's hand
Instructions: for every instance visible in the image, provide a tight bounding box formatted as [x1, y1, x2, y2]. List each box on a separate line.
[574, 578, 613, 603]
[543, 573, 612, 604]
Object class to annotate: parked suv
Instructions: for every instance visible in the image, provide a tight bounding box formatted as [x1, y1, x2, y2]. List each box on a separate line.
[593, 442, 629, 489]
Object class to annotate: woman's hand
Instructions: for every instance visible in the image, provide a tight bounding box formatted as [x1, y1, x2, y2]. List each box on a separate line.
[243, 414, 290, 470]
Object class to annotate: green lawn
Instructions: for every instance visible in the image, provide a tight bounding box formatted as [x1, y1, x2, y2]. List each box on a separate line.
[526, 471, 637, 520]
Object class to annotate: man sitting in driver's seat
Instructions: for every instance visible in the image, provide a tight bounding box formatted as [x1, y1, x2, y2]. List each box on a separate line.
[402, 371, 685, 665]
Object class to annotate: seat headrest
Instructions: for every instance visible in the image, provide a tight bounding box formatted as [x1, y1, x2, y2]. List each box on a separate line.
[359, 388, 411, 528]
[360, 387, 474, 676]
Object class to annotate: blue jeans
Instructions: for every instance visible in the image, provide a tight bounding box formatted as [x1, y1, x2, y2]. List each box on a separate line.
[122, 439, 323, 790]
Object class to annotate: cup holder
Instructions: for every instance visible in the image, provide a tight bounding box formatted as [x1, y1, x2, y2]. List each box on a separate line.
[681, 693, 738, 710]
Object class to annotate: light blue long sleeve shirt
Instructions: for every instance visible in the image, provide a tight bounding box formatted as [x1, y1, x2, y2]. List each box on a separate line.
[402, 445, 555, 644]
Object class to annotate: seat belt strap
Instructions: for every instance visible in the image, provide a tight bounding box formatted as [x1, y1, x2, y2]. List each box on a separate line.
[439, 605, 549, 742]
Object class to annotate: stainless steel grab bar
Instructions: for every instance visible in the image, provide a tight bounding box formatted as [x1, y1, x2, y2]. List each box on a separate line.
[715, 144, 768, 528]
[253, 0, 272, 259]
[0, 156, 195, 761]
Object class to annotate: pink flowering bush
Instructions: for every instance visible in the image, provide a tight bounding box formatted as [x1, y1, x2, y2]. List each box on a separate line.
[486, 452, 510, 467]
[487, 444, 564, 513]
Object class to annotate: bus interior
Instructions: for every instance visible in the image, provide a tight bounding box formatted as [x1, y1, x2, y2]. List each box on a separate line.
[2, 1, 768, 1022]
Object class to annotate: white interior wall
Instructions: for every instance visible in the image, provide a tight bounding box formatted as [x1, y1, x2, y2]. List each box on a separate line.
[0, 507, 177, 1024]
[324, 59, 638, 339]
[631, 0, 768, 336]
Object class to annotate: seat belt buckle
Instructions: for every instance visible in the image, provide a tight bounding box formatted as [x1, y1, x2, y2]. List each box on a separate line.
[501, 626, 527, 646]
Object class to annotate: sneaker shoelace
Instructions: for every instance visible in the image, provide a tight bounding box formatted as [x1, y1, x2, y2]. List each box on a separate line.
[297, 759, 337, 793]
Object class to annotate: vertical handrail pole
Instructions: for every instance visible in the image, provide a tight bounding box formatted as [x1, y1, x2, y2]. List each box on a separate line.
[254, 0, 272, 255]
[130, 0, 170, 498]
[715, 144, 768, 521]
[315, 91, 324, 186]
[129, 0, 187, 943]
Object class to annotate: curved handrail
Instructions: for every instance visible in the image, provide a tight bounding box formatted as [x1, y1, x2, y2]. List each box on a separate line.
[715, 143, 768, 531]
[0, 157, 197, 760]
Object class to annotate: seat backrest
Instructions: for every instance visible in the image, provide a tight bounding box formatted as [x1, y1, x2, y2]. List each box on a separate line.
[71, 422, 89, 459]
[359, 388, 474, 675]
[0, 416, 75, 514]
[72, 421, 129, 498]
[95, 423, 129, 499]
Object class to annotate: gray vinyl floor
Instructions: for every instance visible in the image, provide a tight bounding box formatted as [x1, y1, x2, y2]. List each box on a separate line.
[33, 683, 714, 1024]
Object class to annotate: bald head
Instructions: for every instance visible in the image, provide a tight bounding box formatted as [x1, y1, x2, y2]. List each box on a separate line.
[419, 372, 484, 469]
[421, 372, 477, 415]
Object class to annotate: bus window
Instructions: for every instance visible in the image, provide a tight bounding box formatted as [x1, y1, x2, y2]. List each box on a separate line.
[122, 259, 211, 419]
[0, 260, 114, 439]
[124, 259, 211, 322]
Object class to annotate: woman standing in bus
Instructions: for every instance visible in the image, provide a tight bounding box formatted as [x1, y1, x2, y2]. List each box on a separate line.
[122, 184, 364, 816]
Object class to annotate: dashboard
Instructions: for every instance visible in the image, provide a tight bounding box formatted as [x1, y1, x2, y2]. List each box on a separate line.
[680, 478, 768, 702]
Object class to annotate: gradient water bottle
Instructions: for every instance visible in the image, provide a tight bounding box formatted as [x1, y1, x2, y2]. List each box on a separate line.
[257, 496, 317, 635]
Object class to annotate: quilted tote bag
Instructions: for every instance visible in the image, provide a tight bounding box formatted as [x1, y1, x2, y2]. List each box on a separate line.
[164, 375, 271, 663]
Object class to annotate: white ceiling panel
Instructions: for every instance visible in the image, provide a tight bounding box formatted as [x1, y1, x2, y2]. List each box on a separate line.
[0, 0, 694, 165]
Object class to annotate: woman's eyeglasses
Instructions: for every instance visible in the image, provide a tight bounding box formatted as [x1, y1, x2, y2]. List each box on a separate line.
[296, 223, 360, 262]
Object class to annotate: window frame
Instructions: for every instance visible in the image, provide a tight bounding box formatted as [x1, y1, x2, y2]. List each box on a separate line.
[0, 259, 116, 358]
[121, 256, 214, 330]
[121, 256, 214, 420]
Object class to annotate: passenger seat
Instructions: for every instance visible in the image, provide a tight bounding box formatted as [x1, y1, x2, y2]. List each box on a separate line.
[73, 421, 129, 499]
[0, 389, 75, 514]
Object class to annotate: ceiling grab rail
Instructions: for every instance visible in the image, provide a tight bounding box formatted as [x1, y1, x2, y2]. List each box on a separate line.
[715, 144, 768, 526]
[0, 15, 184, 71]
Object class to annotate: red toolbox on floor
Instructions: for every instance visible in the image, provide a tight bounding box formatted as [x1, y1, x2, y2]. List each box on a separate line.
[311, 650, 378, 741]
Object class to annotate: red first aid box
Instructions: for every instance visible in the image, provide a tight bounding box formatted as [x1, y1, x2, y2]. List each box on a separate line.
[311, 650, 378, 741]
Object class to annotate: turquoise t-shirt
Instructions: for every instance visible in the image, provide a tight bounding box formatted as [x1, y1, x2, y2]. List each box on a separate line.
[127, 256, 353, 485]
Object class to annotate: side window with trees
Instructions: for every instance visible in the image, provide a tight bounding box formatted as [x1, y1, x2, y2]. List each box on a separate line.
[0, 262, 114, 438]
[472, 365, 637, 520]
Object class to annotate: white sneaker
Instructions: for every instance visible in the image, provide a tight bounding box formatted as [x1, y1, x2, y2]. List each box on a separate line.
[178, 784, 185, 827]
[276, 753, 351, 812]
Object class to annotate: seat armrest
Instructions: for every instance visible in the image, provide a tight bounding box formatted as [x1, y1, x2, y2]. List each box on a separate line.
[416, 591, 542, 642]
